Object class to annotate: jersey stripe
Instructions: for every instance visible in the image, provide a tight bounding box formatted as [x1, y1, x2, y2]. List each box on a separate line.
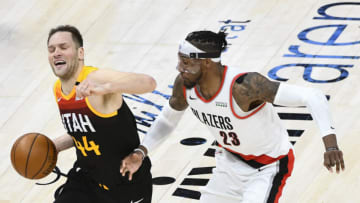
[182, 85, 187, 100]
[218, 143, 289, 166]
[267, 149, 295, 203]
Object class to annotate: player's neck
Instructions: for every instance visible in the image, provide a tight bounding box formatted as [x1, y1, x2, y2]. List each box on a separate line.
[60, 65, 83, 95]
[197, 64, 224, 100]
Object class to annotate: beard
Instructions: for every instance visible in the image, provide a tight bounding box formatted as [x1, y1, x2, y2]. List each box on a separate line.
[184, 80, 196, 89]
[53, 58, 79, 80]
[182, 72, 201, 89]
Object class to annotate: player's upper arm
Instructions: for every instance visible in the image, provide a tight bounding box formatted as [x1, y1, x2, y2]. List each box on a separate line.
[233, 72, 280, 103]
[169, 74, 188, 111]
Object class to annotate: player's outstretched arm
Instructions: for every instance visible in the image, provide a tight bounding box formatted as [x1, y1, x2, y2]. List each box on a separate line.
[270, 75, 345, 173]
[233, 72, 345, 173]
[120, 74, 188, 181]
[76, 69, 157, 98]
[141, 74, 188, 153]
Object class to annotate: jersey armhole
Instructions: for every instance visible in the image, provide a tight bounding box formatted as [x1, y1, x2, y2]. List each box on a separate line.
[85, 97, 118, 118]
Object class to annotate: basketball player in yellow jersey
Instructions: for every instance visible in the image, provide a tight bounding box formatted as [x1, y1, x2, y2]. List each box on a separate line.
[48, 25, 156, 203]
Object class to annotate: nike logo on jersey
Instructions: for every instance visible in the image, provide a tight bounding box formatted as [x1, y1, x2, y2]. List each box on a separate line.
[189, 95, 197, 100]
[330, 126, 335, 129]
[57, 97, 62, 102]
[130, 198, 144, 203]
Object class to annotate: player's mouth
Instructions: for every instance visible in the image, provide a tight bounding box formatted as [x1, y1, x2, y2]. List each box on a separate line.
[181, 72, 193, 80]
[54, 60, 66, 69]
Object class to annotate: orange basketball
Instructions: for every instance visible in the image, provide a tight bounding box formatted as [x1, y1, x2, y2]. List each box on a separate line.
[10, 133, 57, 179]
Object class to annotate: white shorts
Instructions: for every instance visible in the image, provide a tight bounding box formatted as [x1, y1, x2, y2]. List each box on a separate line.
[200, 148, 294, 203]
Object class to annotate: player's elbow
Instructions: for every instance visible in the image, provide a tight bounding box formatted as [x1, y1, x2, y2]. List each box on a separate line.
[144, 75, 157, 92]
[308, 88, 325, 99]
[304, 87, 327, 105]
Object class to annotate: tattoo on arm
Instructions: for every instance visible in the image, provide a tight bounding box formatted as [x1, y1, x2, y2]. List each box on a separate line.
[235, 72, 280, 103]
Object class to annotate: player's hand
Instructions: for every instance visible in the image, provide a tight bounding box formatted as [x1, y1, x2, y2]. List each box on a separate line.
[76, 79, 111, 98]
[324, 148, 345, 173]
[120, 152, 144, 181]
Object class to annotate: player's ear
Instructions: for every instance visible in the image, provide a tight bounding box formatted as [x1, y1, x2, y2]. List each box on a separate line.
[204, 58, 212, 67]
[78, 47, 84, 61]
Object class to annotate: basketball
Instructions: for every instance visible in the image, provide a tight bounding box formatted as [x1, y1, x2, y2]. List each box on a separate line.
[10, 133, 57, 179]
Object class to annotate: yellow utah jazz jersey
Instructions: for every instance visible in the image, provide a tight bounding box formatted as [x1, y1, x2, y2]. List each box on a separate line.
[53, 66, 151, 188]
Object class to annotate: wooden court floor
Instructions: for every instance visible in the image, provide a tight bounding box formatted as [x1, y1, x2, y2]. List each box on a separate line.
[0, 0, 360, 202]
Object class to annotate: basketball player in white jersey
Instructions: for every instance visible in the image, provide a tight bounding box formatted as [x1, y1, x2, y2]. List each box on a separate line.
[121, 30, 345, 203]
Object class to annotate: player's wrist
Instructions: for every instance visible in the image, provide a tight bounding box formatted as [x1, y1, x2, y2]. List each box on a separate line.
[133, 148, 146, 160]
[138, 145, 148, 156]
[326, 146, 339, 152]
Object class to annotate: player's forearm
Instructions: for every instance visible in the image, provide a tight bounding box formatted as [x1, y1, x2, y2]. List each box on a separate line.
[274, 83, 336, 137]
[141, 101, 186, 154]
[93, 70, 157, 94]
[53, 133, 74, 153]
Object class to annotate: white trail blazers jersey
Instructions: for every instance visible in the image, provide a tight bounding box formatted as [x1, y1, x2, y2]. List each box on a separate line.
[184, 66, 293, 168]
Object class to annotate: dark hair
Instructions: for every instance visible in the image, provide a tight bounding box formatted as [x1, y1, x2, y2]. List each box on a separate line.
[47, 25, 83, 48]
[185, 30, 227, 53]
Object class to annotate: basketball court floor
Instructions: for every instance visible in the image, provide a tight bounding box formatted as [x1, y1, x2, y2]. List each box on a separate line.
[1, 0, 360, 202]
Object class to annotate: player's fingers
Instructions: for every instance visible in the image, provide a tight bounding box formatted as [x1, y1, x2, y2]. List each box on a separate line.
[128, 172, 133, 181]
[339, 151, 345, 171]
[326, 164, 333, 173]
[335, 153, 341, 173]
[120, 161, 126, 174]
[81, 80, 89, 88]
[80, 82, 86, 88]
[82, 82, 90, 95]
[324, 153, 333, 172]
[329, 152, 336, 167]
[75, 86, 83, 98]
[121, 168, 128, 177]
[323, 153, 330, 166]
[84, 87, 91, 96]
[76, 83, 89, 98]
[335, 151, 345, 172]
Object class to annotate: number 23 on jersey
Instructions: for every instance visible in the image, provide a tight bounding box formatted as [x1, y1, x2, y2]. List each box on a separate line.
[219, 131, 240, 146]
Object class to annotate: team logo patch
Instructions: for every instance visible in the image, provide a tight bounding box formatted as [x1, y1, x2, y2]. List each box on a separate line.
[216, 101, 227, 107]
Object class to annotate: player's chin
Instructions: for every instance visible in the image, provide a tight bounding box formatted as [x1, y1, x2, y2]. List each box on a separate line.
[54, 71, 66, 78]
[54, 67, 70, 78]
[183, 80, 196, 89]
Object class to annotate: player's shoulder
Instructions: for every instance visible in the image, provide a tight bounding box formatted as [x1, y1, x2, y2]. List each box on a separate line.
[84, 65, 99, 71]
[82, 66, 101, 81]
[84, 65, 99, 75]
[233, 72, 265, 85]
